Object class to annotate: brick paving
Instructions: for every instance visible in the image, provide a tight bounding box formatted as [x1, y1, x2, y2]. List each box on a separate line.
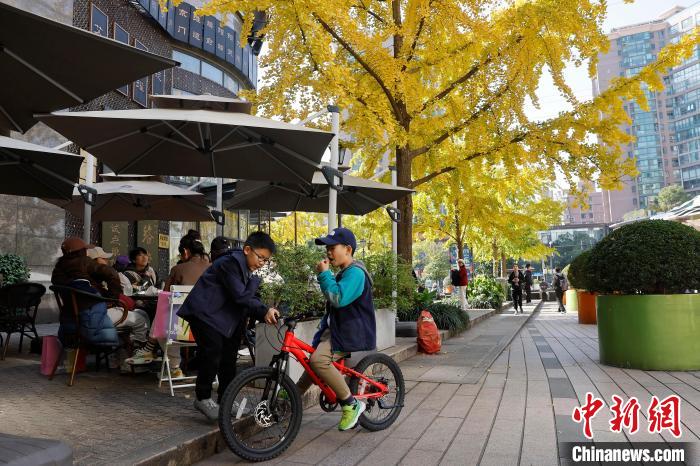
[200, 302, 700, 465]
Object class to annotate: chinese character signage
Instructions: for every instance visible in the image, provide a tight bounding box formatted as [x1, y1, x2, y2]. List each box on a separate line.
[225, 28, 236, 65]
[216, 23, 226, 60]
[158, 234, 170, 249]
[90, 4, 108, 37]
[152, 70, 165, 96]
[102, 222, 129, 258]
[133, 39, 149, 107]
[189, 11, 203, 48]
[113, 23, 130, 96]
[203, 16, 216, 55]
[137, 221, 159, 256]
[173, 3, 190, 42]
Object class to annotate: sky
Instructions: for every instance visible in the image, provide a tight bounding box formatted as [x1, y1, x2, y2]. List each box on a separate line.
[527, 0, 700, 121]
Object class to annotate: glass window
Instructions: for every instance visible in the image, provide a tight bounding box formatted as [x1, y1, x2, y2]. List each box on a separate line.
[172, 50, 200, 74]
[201, 61, 223, 85]
[682, 17, 693, 30]
[224, 74, 239, 94]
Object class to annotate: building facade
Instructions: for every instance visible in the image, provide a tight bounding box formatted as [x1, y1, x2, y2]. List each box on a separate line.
[593, 4, 700, 220]
[0, 0, 259, 319]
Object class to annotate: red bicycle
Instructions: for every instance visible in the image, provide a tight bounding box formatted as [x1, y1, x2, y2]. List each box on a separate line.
[219, 314, 405, 462]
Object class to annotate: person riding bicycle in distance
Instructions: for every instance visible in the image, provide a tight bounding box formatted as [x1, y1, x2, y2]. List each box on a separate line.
[177, 232, 280, 421]
[294, 227, 377, 431]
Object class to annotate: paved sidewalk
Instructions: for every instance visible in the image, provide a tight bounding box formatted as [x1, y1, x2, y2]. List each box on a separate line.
[201, 302, 700, 465]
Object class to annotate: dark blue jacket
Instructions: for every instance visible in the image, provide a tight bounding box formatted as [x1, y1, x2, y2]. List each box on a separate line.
[58, 279, 118, 347]
[313, 262, 376, 353]
[177, 249, 268, 338]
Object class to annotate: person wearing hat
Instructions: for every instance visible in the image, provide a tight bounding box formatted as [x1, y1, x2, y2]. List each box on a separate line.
[292, 227, 376, 432]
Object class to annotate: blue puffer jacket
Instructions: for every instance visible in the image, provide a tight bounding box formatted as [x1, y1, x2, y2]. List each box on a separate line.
[58, 280, 118, 347]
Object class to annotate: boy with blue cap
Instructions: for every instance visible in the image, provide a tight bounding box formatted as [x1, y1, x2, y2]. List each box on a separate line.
[294, 227, 376, 431]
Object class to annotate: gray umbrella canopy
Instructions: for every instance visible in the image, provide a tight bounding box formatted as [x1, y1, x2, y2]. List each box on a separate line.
[218, 171, 414, 216]
[45, 180, 213, 222]
[0, 2, 177, 134]
[0, 135, 82, 199]
[37, 105, 334, 183]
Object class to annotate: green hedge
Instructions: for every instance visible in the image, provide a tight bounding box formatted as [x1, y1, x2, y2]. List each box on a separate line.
[586, 220, 700, 294]
[467, 275, 505, 309]
[0, 254, 30, 286]
[567, 250, 592, 291]
[398, 302, 469, 331]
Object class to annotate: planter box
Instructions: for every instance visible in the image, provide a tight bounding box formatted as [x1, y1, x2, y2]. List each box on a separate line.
[577, 291, 597, 324]
[564, 289, 578, 313]
[597, 294, 700, 370]
[255, 308, 395, 383]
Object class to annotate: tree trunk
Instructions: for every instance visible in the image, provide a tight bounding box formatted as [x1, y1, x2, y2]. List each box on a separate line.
[492, 239, 498, 276]
[396, 145, 413, 263]
[500, 252, 507, 278]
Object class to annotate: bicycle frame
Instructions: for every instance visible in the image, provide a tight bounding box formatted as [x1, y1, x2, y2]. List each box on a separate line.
[276, 323, 389, 405]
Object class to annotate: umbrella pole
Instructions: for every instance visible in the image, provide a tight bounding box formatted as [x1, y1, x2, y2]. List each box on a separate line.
[83, 152, 95, 243]
[294, 211, 298, 246]
[216, 178, 223, 236]
[328, 107, 340, 233]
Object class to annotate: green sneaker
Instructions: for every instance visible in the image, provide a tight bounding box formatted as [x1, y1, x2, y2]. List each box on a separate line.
[277, 389, 289, 400]
[338, 401, 366, 431]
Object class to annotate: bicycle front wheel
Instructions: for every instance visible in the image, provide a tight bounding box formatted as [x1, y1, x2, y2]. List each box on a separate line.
[218, 366, 302, 462]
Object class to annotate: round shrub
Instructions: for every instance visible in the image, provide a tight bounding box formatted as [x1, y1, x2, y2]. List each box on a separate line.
[567, 250, 592, 291]
[397, 302, 469, 331]
[0, 254, 30, 286]
[587, 220, 700, 294]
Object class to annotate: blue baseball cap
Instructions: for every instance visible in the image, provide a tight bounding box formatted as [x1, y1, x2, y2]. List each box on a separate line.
[315, 227, 357, 254]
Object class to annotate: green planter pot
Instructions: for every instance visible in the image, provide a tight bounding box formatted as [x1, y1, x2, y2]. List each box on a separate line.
[597, 294, 700, 370]
[564, 289, 578, 313]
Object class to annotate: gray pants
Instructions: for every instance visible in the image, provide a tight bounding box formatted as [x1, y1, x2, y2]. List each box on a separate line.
[107, 307, 150, 343]
[555, 290, 566, 312]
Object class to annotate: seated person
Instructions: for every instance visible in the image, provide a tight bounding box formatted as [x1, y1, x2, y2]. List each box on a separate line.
[294, 228, 376, 431]
[51, 238, 150, 371]
[210, 236, 232, 262]
[113, 255, 133, 296]
[125, 247, 159, 291]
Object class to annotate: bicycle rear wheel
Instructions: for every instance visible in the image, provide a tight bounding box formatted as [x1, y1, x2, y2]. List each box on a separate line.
[218, 366, 302, 462]
[348, 353, 405, 431]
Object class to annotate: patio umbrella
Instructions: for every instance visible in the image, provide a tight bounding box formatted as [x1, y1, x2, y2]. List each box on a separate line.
[0, 2, 177, 134]
[36, 98, 334, 183]
[44, 179, 213, 222]
[208, 171, 414, 219]
[0, 135, 83, 200]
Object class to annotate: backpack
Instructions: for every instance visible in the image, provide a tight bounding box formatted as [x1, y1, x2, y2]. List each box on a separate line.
[555, 274, 569, 291]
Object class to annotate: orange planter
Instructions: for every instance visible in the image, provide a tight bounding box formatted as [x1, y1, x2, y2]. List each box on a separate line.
[577, 291, 597, 324]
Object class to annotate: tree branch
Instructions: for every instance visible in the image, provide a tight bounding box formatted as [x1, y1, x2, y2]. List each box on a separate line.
[353, 1, 386, 24]
[410, 131, 528, 189]
[312, 13, 402, 120]
[410, 83, 511, 159]
[402, 0, 433, 71]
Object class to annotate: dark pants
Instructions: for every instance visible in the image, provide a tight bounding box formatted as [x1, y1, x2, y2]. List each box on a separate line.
[512, 288, 523, 311]
[555, 289, 566, 312]
[189, 317, 241, 402]
[524, 284, 532, 303]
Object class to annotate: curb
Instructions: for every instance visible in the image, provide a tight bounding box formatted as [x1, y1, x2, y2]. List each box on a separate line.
[131, 310, 500, 466]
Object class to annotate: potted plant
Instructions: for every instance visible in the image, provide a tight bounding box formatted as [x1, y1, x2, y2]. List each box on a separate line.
[0, 254, 31, 287]
[568, 250, 596, 324]
[588, 220, 700, 370]
[467, 275, 506, 310]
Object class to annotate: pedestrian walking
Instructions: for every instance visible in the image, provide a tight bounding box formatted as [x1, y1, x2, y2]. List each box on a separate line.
[553, 267, 568, 313]
[508, 264, 525, 314]
[524, 263, 533, 303]
[456, 259, 470, 311]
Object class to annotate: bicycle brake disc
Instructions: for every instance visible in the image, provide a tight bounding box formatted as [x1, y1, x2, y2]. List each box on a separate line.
[254, 401, 274, 427]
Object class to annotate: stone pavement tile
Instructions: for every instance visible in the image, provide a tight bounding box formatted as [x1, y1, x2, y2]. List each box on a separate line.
[548, 377, 577, 399]
[455, 381, 482, 396]
[418, 383, 459, 411]
[555, 414, 590, 446]
[479, 418, 523, 466]
[286, 427, 358, 464]
[546, 368, 567, 378]
[525, 380, 552, 407]
[482, 371, 507, 389]
[361, 437, 415, 465]
[552, 397, 579, 417]
[520, 405, 558, 466]
[412, 416, 463, 452]
[439, 395, 475, 419]
[390, 408, 437, 440]
[398, 447, 442, 466]
[408, 382, 440, 395]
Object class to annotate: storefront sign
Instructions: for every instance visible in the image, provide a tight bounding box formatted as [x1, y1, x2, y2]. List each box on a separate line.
[216, 23, 226, 60]
[189, 11, 203, 48]
[173, 3, 190, 42]
[203, 16, 216, 55]
[158, 234, 170, 249]
[102, 222, 129, 258]
[137, 220, 159, 255]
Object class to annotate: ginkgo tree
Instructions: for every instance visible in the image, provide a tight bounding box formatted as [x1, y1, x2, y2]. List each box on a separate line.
[414, 158, 562, 275]
[188, 0, 700, 263]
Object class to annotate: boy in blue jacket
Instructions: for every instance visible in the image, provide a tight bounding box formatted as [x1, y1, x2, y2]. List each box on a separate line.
[178, 232, 280, 421]
[295, 227, 376, 431]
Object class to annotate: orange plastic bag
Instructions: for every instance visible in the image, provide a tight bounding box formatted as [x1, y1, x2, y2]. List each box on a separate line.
[417, 310, 441, 354]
